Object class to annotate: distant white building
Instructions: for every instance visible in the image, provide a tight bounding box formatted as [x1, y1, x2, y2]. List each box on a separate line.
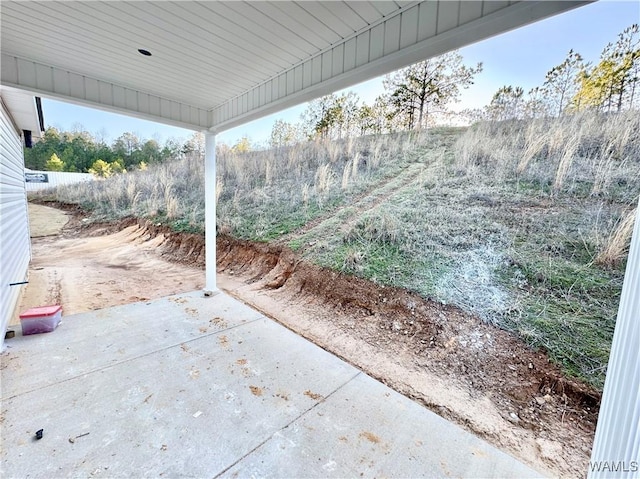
[24, 168, 93, 192]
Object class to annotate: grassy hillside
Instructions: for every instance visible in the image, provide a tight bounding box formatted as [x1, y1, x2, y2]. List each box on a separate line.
[40, 110, 639, 389]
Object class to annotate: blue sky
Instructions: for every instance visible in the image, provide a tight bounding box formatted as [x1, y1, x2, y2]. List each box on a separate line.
[42, 0, 638, 147]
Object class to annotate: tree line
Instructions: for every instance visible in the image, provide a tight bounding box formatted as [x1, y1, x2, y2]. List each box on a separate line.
[269, 23, 639, 147]
[485, 24, 639, 122]
[24, 128, 204, 177]
[269, 50, 483, 147]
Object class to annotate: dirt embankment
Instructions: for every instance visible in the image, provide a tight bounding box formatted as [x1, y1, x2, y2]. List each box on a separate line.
[22, 201, 600, 477]
[216, 235, 599, 476]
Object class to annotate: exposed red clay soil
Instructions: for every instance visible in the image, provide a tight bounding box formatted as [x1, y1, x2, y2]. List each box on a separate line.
[215, 235, 598, 476]
[27, 201, 600, 477]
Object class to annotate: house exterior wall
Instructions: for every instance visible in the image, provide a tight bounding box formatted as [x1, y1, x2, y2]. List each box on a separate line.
[588, 201, 640, 478]
[0, 99, 31, 349]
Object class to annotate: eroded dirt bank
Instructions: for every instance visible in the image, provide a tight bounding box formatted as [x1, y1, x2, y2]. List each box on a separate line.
[215, 236, 598, 478]
[20, 203, 600, 477]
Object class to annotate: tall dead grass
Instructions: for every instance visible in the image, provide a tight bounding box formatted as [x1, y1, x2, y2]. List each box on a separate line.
[456, 111, 640, 200]
[595, 207, 638, 267]
[49, 154, 206, 229]
[40, 131, 431, 239]
[454, 111, 640, 263]
[213, 131, 436, 239]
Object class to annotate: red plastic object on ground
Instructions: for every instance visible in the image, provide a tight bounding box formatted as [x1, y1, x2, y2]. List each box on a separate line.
[19, 305, 62, 335]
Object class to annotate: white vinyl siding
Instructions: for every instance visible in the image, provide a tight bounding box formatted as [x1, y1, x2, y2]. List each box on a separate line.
[588, 201, 640, 478]
[0, 99, 30, 349]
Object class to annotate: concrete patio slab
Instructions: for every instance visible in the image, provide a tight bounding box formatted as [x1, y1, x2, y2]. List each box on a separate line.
[221, 372, 539, 478]
[1, 291, 543, 478]
[2, 292, 262, 398]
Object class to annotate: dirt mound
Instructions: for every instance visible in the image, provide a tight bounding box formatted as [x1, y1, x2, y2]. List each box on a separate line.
[218, 235, 600, 418]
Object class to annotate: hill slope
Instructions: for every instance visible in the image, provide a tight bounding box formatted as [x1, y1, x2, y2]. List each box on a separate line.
[44, 111, 639, 390]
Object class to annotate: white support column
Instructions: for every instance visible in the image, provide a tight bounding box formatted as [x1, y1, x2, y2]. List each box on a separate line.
[588, 202, 640, 478]
[204, 132, 217, 295]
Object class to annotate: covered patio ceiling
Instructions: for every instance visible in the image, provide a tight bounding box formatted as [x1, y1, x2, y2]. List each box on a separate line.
[1, 1, 588, 133]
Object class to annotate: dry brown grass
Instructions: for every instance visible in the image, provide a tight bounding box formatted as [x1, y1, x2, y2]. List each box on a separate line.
[553, 135, 579, 193]
[595, 207, 638, 267]
[456, 111, 640, 206]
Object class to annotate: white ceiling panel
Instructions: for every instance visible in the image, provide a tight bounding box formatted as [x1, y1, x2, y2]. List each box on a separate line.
[295, 2, 362, 39]
[242, 2, 335, 51]
[372, 1, 405, 17]
[344, 1, 385, 24]
[0, 1, 589, 132]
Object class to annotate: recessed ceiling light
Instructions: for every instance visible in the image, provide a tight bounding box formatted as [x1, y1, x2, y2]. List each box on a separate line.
[138, 49, 152, 56]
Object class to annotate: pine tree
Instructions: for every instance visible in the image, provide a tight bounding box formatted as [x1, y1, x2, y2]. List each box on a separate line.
[88, 159, 113, 178]
[574, 24, 639, 112]
[487, 86, 524, 121]
[542, 49, 584, 116]
[384, 51, 482, 129]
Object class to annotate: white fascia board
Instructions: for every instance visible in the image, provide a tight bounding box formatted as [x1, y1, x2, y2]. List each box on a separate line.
[0, 87, 41, 136]
[1, 54, 211, 131]
[211, 0, 590, 133]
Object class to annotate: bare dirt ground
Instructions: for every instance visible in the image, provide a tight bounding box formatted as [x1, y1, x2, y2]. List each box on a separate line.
[15, 202, 599, 478]
[11, 204, 204, 324]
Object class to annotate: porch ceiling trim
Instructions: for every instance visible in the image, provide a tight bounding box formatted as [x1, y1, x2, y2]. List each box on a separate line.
[210, 0, 589, 133]
[1, 54, 212, 131]
[0, 1, 589, 133]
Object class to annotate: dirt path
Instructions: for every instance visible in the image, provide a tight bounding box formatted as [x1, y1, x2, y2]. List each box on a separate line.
[12, 204, 204, 325]
[15, 203, 598, 477]
[278, 161, 427, 246]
